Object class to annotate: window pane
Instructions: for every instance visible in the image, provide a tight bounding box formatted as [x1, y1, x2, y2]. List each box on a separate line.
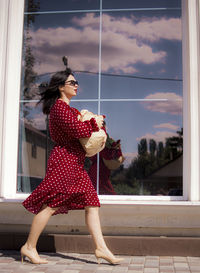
[101, 8, 182, 99]
[22, 12, 100, 100]
[102, 0, 181, 9]
[25, 0, 100, 13]
[100, 101, 183, 195]
[70, 101, 98, 115]
[19, 0, 183, 197]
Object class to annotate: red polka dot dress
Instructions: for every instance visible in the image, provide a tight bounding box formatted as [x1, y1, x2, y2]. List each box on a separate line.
[22, 99, 100, 215]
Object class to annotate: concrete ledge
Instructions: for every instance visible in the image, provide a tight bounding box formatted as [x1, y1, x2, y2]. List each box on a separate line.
[1, 233, 200, 256]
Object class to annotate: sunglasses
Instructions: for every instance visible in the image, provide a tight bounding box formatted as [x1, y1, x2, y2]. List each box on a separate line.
[65, 80, 79, 86]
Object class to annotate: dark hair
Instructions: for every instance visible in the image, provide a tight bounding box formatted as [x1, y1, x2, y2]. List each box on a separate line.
[38, 68, 73, 114]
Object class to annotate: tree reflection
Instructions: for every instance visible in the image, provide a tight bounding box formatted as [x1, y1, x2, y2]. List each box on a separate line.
[110, 128, 183, 195]
[23, 1, 40, 100]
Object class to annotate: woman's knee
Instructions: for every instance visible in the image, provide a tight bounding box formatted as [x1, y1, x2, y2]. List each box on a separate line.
[85, 206, 99, 214]
[40, 204, 59, 215]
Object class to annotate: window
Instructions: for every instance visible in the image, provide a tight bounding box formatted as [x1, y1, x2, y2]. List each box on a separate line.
[16, 0, 184, 198]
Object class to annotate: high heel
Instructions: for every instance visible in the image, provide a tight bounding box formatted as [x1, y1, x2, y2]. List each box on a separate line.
[21, 254, 24, 264]
[20, 244, 48, 264]
[95, 249, 124, 265]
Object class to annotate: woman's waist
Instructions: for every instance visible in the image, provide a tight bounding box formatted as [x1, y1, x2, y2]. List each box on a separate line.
[54, 138, 81, 148]
[53, 142, 85, 156]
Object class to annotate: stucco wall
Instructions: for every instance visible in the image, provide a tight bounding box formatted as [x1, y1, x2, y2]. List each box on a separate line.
[0, 202, 200, 237]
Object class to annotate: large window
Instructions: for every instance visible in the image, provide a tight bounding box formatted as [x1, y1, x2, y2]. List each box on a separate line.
[17, 0, 183, 197]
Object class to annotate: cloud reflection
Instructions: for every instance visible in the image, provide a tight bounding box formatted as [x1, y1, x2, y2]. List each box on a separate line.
[142, 92, 182, 115]
[27, 12, 181, 75]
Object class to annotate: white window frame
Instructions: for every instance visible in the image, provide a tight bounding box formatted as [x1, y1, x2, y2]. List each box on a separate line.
[0, 0, 199, 204]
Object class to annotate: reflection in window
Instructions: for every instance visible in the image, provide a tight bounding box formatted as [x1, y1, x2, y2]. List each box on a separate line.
[18, 0, 183, 196]
[98, 101, 183, 196]
[17, 102, 50, 192]
[25, 0, 100, 12]
[31, 143, 37, 158]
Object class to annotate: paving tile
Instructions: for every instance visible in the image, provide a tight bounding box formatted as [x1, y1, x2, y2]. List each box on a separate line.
[10, 264, 36, 270]
[160, 258, 173, 263]
[81, 265, 99, 271]
[159, 269, 175, 273]
[145, 256, 159, 259]
[188, 260, 200, 264]
[145, 261, 159, 267]
[96, 266, 113, 270]
[159, 270, 175, 273]
[189, 265, 200, 272]
[121, 257, 132, 263]
[112, 267, 129, 272]
[0, 259, 13, 263]
[1, 251, 200, 273]
[173, 256, 185, 259]
[174, 265, 190, 272]
[174, 262, 189, 267]
[30, 270, 47, 273]
[128, 264, 144, 270]
[45, 265, 70, 272]
[187, 257, 200, 261]
[175, 271, 190, 273]
[160, 262, 174, 267]
[127, 271, 144, 273]
[132, 258, 145, 264]
[79, 271, 95, 273]
[144, 268, 159, 273]
[160, 265, 174, 270]
[60, 269, 80, 273]
[63, 264, 84, 269]
[30, 265, 48, 270]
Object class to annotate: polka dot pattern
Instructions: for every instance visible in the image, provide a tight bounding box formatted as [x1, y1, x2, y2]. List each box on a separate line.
[88, 146, 123, 195]
[22, 99, 100, 216]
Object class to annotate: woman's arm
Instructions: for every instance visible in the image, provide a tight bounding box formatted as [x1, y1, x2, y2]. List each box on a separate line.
[101, 146, 122, 160]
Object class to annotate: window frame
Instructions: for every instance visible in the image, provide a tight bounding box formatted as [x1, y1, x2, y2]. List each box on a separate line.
[0, 0, 199, 203]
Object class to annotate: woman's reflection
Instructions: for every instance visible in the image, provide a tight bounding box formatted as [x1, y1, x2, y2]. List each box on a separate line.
[88, 133, 124, 195]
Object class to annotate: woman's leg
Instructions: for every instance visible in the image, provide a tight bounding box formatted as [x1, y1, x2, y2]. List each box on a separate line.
[21, 205, 58, 263]
[85, 206, 107, 250]
[85, 206, 120, 259]
[85, 206, 123, 264]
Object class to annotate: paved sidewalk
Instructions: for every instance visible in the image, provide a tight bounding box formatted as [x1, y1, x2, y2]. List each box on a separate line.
[0, 250, 200, 273]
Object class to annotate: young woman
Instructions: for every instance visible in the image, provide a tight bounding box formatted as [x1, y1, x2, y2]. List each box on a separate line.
[20, 68, 123, 265]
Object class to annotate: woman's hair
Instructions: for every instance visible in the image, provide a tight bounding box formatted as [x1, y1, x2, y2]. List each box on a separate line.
[38, 68, 73, 114]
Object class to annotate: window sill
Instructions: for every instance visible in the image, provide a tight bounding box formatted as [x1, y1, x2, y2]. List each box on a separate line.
[1, 197, 200, 207]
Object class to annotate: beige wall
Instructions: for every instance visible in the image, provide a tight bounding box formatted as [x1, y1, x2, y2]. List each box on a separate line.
[0, 202, 200, 237]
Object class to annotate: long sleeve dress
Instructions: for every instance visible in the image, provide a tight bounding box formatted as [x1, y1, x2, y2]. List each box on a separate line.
[22, 99, 100, 215]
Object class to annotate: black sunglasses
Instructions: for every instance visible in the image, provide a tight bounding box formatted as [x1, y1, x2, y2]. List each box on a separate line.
[65, 80, 79, 86]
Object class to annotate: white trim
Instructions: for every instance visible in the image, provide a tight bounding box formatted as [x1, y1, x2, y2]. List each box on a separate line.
[1, 0, 24, 198]
[4, 193, 185, 201]
[0, 0, 195, 203]
[187, 0, 200, 201]
[182, 0, 190, 201]
[0, 0, 9, 197]
[197, 0, 200, 200]
[1, 198, 199, 207]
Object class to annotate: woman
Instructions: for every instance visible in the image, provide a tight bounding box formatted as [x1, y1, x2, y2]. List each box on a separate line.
[21, 68, 123, 265]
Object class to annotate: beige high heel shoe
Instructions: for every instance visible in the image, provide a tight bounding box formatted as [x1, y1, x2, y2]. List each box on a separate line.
[95, 249, 124, 265]
[20, 244, 48, 264]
